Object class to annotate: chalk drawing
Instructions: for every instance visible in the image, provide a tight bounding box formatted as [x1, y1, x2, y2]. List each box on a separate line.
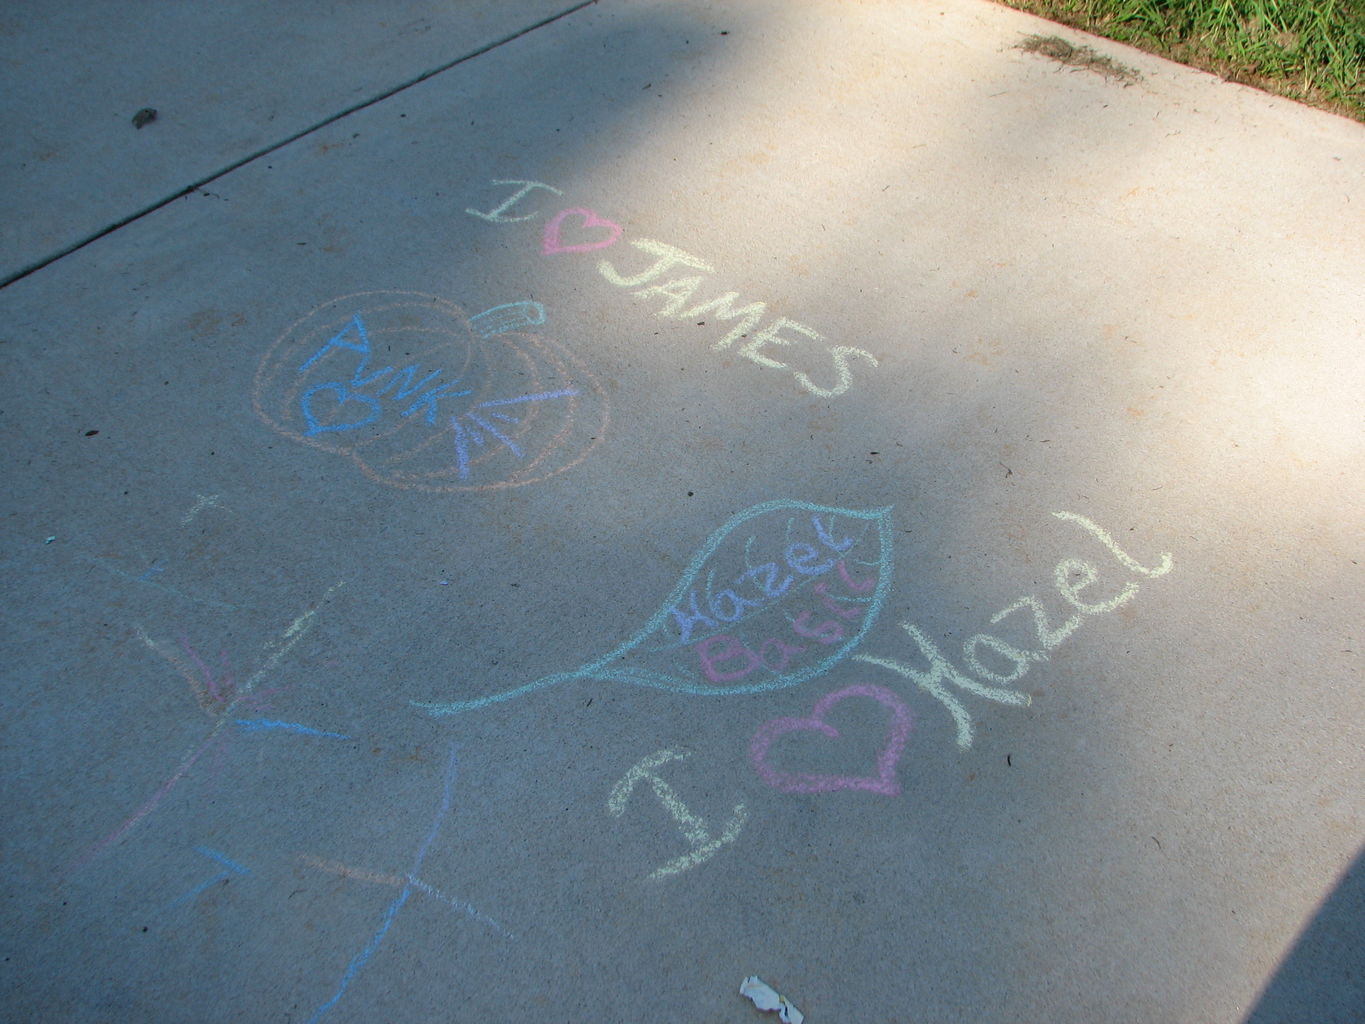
[180, 493, 225, 525]
[793, 346, 881, 400]
[607, 749, 748, 881]
[413, 500, 893, 715]
[1052, 558, 1138, 615]
[988, 594, 1082, 652]
[168, 846, 251, 909]
[470, 301, 546, 338]
[450, 387, 581, 481]
[1053, 511, 1174, 578]
[233, 718, 351, 740]
[80, 553, 238, 611]
[254, 292, 608, 491]
[464, 179, 563, 223]
[962, 631, 1047, 687]
[464, 180, 881, 397]
[299, 854, 511, 938]
[597, 238, 714, 289]
[853, 511, 1173, 748]
[542, 208, 623, 254]
[595, 235, 879, 397]
[856, 625, 1030, 751]
[307, 743, 476, 1023]
[67, 584, 343, 875]
[692, 292, 767, 351]
[750, 684, 912, 796]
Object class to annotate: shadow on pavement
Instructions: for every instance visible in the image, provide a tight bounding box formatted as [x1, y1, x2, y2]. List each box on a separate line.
[1244, 842, 1365, 1024]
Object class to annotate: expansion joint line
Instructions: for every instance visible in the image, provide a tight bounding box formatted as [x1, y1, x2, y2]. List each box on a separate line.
[0, 1, 599, 290]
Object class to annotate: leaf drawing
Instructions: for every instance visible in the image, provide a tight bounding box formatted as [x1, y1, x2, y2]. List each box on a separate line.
[415, 500, 894, 715]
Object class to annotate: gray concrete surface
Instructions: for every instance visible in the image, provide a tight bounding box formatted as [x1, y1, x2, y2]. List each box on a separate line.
[2, 1, 1362, 1021]
[0, 0, 590, 283]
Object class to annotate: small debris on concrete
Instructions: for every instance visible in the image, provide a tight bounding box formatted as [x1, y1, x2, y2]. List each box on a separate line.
[740, 976, 804, 1023]
[1018, 35, 1141, 85]
[132, 107, 158, 129]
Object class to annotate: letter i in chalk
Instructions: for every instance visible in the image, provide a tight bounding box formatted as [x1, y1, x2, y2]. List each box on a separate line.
[413, 500, 894, 715]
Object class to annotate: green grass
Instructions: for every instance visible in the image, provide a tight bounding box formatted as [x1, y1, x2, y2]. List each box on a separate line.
[998, 0, 1365, 120]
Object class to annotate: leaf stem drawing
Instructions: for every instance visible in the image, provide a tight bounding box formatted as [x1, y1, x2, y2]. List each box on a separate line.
[413, 501, 893, 716]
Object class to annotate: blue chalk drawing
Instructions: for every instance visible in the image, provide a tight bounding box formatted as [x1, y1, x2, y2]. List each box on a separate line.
[233, 718, 351, 740]
[462, 414, 522, 457]
[296, 313, 472, 435]
[299, 314, 370, 374]
[470, 301, 546, 338]
[307, 744, 460, 1024]
[449, 388, 580, 480]
[475, 388, 579, 409]
[81, 554, 239, 611]
[413, 500, 894, 716]
[168, 846, 251, 908]
[300, 383, 381, 435]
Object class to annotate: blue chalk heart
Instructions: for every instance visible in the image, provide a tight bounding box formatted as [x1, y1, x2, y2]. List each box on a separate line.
[301, 383, 381, 435]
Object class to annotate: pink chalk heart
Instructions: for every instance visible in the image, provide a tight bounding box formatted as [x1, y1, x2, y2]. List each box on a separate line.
[750, 684, 912, 795]
[542, 207, 623, 255]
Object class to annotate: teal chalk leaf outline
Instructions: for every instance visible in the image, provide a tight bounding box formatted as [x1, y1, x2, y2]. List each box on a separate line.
[413, 499, 894, 716]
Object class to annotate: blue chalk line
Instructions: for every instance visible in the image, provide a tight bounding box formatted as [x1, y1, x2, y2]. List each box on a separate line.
[234, 718, 351, 740]
[412, 499, 895, 715]
[307, 744, 460, 1024]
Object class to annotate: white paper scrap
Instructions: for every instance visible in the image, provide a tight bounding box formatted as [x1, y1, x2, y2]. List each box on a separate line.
[740, 975, 805, 1024]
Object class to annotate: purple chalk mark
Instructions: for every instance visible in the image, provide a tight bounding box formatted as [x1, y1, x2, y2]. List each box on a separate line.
[814, 581, 865, 620]
[542, 208, 623, 255]
[181, 636, 216, 703]
[445, 387, 580, 478]
[450, 418, 473, 480]
[69, 730, 226, 874]
[465, 414, 524, 458]
[181, 637, 233, 706]
[307, 743, 459, 1023]
[750, 684, 912, 796]
[837, 559, 877, 594]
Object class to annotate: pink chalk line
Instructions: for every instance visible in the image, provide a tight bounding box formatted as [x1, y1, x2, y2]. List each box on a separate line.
[542, 208, 623, 255]
[64, 584, 342, 877]
[750, 683, 912, 796]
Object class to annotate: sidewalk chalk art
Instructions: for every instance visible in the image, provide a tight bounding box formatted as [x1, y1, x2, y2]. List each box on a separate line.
[253, 291, 608, 492]
[68, 584, 346, 875]
[607, 749, 748, 881]
[605, 509, 1173, 880]
[304, 744, 512, 1024]
[467, 179, 880, 398]
[165, 846, 252, 911]
[852, 510, 1173, 750]
[412, 499, 894, 715]
[750, 684, 912, 796]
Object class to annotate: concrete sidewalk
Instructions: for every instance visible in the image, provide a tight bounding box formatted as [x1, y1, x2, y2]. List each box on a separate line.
[2, 2, 1361, 1021]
